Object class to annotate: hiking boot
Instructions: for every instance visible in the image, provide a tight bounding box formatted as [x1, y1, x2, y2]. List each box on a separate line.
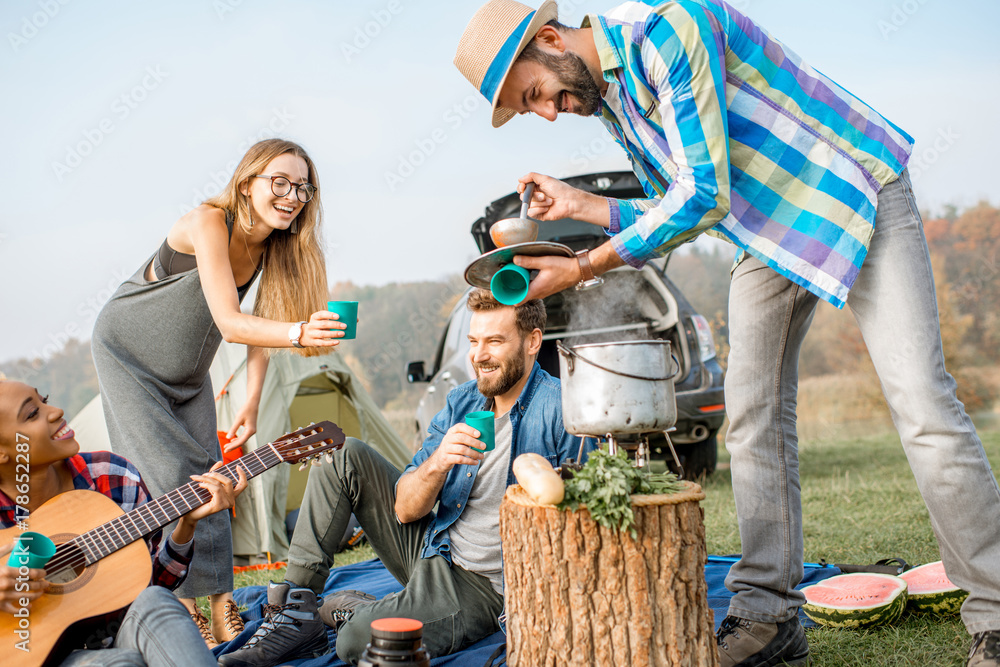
[318, 589, 376, 630]
[968, 630, 1000, 666]
[217, 582, 328, 667]
[213, 598, 246, 643]
[716, 615, 810, 667]
[189, 607, 218, 649]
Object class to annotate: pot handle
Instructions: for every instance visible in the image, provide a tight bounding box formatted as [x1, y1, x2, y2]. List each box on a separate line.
[556, 340, 681, 382]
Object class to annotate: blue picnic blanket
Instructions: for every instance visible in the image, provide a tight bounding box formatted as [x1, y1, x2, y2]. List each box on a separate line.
[215, 556, 840, 666]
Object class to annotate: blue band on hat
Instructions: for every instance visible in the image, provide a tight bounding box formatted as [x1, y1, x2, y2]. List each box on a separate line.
[479, 11, 535, 103]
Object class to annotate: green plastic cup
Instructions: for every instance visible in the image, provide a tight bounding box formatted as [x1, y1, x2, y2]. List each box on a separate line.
[327, 301, 359, 340]
[7, 532, 56, 570]
[465, 411, 495, 453]
[490, 264, 530, 306]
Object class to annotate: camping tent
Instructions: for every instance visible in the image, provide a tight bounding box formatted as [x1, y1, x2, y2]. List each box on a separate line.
[70, 342, 411, 561]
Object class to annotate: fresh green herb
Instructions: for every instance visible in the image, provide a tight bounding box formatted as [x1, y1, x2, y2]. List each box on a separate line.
[558, 448, 686, 537]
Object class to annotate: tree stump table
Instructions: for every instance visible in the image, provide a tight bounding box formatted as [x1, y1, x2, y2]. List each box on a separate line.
[499, 482, 718, 667]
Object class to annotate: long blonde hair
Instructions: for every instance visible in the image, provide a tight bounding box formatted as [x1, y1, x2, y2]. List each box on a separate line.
[205, 139, 328, 357]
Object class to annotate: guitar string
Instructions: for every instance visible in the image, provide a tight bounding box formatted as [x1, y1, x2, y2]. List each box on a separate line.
[39, 436, 333, 577]
[41, 455, 268, 575]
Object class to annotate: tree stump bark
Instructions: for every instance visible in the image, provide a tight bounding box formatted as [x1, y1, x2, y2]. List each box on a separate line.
[499, 482, 717, 667]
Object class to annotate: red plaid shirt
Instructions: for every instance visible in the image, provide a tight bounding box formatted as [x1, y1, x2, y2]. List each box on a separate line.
[0, 452, 192, 590]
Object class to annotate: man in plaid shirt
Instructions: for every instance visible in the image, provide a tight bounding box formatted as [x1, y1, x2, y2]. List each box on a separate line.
[454, 2, 1000, 666]
[0, 380, 246, 666]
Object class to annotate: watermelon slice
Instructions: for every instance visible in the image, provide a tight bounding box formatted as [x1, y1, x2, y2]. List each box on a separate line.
[900, 561, 968, 614]
[802, 573, 908, 628]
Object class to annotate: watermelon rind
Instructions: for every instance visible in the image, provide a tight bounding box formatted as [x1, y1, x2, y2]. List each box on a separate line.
[801, 573, 908, 629]
[899, 561, 969, 615]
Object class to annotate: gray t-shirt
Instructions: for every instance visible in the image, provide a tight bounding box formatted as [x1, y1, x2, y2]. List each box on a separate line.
[449, 410, 512, 594]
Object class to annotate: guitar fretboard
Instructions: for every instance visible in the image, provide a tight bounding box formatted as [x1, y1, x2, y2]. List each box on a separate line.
[70, 444, 283, 565]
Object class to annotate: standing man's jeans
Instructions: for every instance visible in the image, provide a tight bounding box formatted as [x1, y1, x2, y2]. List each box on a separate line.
[724, 169, 1000, 635]
[285, 438, 504, 663]
[59, 586, 218, 667]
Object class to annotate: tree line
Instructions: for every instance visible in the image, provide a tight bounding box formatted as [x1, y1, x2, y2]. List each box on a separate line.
[3, 202, 996, 422]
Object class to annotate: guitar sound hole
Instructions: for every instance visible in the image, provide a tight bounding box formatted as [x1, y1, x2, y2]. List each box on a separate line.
[46, 540, 90, 588]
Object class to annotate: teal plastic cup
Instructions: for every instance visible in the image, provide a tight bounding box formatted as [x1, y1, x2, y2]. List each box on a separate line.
[465, 411, 495, 453]
[7, 532, 56, 570]
[327, 301, 359, 340]
[490, 264, 530, 306]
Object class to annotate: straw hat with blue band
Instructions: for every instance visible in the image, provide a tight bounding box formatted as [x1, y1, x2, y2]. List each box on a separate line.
[454, 0, 559, 128]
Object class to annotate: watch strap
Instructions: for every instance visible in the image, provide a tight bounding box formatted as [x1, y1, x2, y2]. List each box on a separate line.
[289, 321, 307, 348]
[575, 249, 596, 283]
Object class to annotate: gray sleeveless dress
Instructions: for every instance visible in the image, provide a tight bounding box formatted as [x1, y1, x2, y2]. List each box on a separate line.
[92, 212, 259, 599]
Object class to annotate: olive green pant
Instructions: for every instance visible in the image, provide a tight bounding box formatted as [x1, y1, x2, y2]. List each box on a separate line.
[285, 438, 504, 664]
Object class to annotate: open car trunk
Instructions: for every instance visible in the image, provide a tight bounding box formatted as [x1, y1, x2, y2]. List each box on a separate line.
[470, 172, 690, 387]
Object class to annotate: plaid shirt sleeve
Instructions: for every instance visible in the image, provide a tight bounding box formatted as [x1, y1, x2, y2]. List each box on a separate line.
[72, 453, 193, 591]
[601, 2, 733, 267]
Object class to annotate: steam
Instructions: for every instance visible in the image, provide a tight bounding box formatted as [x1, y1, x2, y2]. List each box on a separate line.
[558, 270, 659, 344]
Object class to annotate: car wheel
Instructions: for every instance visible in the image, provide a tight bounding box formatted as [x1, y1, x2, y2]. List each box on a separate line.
[659, 430, 718, 479]
[678, 431, 718, 479]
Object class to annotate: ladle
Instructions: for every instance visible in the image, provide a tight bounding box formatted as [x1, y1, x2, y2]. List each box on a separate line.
[489, 182, 537, 247]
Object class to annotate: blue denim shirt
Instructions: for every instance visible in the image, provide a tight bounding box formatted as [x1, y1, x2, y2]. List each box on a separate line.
[402, 362, 589, 562]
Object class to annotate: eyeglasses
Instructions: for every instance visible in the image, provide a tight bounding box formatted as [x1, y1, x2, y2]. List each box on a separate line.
[254, 174, 317, 203]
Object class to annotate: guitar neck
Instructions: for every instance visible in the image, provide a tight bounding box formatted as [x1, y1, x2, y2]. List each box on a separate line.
[72, 445, 282, 565]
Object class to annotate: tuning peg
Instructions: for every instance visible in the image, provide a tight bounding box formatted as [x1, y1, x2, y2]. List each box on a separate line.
[298, 462, 309, 471]
[310, 457, 321, 466]
[324, 453, 333, 464]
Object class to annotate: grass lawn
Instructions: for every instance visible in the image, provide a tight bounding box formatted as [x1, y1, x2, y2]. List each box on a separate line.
[222, 423, 1000, 666]
[699, 423, 1000, 666]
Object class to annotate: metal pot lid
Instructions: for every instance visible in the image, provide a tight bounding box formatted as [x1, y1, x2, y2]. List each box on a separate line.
[463, 241, 574, 289]
[556, 339, 679, 382]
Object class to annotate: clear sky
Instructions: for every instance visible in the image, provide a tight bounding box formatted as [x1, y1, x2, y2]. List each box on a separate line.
[1, 0, 997, 362]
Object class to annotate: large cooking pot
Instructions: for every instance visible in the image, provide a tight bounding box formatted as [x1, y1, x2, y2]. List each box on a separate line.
[557, 340, 680, 436]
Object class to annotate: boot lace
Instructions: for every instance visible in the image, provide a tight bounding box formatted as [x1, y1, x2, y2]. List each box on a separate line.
[224, 599, 246, 637]
[325, 607, 355, 626]
[191, 608, 217, 647]
[716, 616, 753, 651]
[243, 603, 302, 649]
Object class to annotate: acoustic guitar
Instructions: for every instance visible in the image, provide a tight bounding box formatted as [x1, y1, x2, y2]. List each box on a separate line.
[0, 421, 345, 667]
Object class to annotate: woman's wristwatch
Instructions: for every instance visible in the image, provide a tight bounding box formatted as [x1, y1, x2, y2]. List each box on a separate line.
[575, 249, 605, 291]
[288, 321, 307, 348]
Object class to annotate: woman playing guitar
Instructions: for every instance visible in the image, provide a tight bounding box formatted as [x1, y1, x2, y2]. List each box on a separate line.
[0, 380, 247, 666]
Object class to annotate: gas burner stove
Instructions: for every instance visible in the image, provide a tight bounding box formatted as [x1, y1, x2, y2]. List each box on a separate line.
[563, 427, 684, 476]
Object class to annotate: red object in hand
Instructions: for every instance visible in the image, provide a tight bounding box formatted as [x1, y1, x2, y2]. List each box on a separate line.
[218, 430, 243, 464]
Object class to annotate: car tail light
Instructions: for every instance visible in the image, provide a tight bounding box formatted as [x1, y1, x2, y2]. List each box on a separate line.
[691, 315, 716, 361]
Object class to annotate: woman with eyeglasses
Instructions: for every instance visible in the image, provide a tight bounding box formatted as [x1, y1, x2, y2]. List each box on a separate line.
[91, 138, 342, 647]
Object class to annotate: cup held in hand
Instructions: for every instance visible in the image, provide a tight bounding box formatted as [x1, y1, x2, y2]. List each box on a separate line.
[7, 532, 56, 569]
[490, 264, 530, 305]
[465, 411, 496, 453]
[327, 301, 359, 340]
